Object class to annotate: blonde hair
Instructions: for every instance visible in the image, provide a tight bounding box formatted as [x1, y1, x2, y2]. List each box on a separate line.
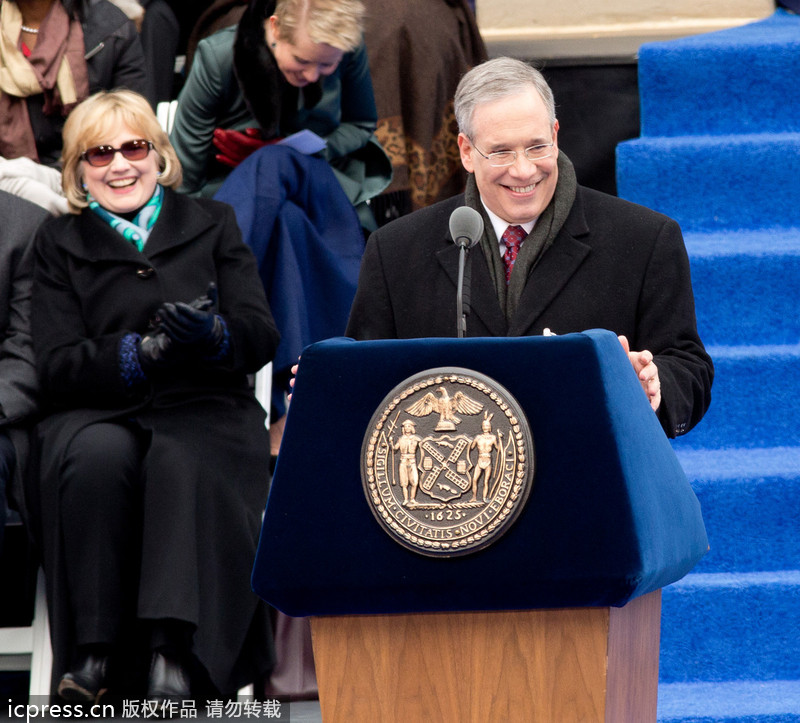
[61, 89, 182, 214]
[274, 0, 364, 52]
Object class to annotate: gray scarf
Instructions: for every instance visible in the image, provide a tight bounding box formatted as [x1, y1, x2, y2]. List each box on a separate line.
[466, 152, 577, 321]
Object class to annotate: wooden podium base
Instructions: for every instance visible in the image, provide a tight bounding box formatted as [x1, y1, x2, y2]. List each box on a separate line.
[310, 589, 661, 723]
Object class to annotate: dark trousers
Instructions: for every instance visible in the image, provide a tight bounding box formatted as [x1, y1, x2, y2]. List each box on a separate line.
[59, 422, 145, 647]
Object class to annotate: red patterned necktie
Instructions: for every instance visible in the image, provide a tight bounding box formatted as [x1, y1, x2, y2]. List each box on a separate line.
[502, 225, 526, 285]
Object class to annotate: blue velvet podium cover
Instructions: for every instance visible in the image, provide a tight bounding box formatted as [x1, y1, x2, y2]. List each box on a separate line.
[252, 329, 707, 617]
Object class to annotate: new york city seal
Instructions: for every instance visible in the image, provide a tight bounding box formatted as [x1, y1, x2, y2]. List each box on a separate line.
[361, 368, 534, 557]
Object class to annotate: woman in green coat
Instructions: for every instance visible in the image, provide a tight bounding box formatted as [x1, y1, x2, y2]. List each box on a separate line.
[170, 0, 391, 229]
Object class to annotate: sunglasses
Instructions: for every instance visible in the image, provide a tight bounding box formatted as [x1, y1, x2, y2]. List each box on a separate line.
[80, 139, 154, 167]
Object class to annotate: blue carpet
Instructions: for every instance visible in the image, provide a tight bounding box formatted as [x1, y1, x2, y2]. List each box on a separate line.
[678, 449, 800, 574]
[686, 229, 800, 346]
[659, 681, 800, 722]
[638, 10, 800, 137]
[617, 10, 800, 722]
[670, 344, 800, 449]
[660, 571, 800, 683]
[617, 134, 800, 231]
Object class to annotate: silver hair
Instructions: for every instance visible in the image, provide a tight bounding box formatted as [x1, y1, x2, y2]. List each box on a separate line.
[454, 57, 557, 139]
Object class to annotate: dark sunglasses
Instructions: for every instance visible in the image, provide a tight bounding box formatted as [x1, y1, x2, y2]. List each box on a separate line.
[80, 139, 154, 167]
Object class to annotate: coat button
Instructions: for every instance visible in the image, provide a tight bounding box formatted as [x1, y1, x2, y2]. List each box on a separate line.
[136, 267, 155, 279]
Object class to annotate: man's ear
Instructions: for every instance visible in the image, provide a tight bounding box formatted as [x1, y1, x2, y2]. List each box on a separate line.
[458, 133, 475, 174]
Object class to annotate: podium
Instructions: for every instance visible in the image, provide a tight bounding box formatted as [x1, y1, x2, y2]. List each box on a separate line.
[252, 330, 707, 722]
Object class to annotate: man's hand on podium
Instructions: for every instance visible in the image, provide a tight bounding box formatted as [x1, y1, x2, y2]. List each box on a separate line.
[618, 335, 662, 412]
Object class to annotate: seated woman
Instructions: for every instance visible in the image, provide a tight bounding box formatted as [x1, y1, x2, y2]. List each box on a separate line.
[30, 89, 280, 703]
[0, 0, 148, 167]
[169, 0, 391, 229]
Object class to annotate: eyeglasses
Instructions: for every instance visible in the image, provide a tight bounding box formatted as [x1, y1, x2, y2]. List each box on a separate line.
[80, 139, 153, 167]
[470, 139, 554, 167]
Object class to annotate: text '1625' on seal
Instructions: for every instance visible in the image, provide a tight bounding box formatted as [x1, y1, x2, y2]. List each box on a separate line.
[361, 367, 535, 557]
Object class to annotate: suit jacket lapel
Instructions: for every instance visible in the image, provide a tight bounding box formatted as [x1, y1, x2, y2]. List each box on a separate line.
[508, 190, 591, 336]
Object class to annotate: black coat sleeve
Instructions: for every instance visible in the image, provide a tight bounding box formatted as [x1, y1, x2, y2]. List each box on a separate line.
[634, 216, 713, 437]
[0, 199, 49, 425]
[345, 229, 399, 340]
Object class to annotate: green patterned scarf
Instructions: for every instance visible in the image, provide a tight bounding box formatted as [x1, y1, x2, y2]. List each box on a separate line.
[88, 184, 163, 252]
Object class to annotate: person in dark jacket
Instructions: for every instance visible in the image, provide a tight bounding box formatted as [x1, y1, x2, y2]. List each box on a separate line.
[0, 0, 148, 167]
[0, 190, 49, 555]
[138, 0, 180, 104]
[30, 89, 280, 703]
[346, 58, 713, 439]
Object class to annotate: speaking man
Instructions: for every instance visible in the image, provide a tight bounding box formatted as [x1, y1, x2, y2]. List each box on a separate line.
[345, 57, 712, 438]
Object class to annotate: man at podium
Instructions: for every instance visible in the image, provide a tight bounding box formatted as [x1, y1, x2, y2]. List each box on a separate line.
[346, 57, 712, 439]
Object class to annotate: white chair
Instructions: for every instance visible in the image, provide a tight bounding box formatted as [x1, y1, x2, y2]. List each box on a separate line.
[254, 364, 272, 428]
[156, 100, 179, 135]
[0, 565, 53, 696]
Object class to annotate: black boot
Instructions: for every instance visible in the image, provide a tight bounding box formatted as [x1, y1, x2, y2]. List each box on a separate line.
[57, 650, 109, 702]
[146, 650, 191, 703]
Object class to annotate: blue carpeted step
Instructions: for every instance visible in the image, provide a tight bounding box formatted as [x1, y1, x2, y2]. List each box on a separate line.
[671, 344, 800, 450]
[630, 12, 800, 723]
[616, 133, 800, 232]
[676, 448, 800, 573]
[639, 10, 800, 138]
[686, 228, 800, 347]
[658, 679, 800, 722]
[659, 570, 800, 683]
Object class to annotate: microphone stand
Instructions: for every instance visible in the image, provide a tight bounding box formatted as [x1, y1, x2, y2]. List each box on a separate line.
[449, 206, 483, 338]
[456, 242, 473, 338]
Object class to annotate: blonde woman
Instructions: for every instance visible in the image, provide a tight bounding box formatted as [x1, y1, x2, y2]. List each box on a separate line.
[170, 0, 390, 226]
[30, 89, 279, 704]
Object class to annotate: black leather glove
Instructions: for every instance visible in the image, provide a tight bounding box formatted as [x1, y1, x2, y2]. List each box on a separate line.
[188, 282, 218, 313]
[158, 282, 226, 353]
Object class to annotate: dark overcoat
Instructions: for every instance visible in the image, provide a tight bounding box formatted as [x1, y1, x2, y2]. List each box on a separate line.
[345, 186, 713, 439]
[30, 188, 280, 696]
[0, 191, 49, 522]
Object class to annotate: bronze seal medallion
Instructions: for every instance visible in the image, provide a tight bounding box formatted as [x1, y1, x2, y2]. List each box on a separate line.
[361, 367, 534, 557]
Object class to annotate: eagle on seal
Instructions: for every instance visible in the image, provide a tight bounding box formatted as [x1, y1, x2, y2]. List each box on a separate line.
[405, 386, 484, 431]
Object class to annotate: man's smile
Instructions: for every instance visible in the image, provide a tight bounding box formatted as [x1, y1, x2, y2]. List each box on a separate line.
[505, 182, 539, 194]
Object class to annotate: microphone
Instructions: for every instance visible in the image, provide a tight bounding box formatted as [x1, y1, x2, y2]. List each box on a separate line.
[449, 207, 484, 337]
[449, 206, 483, 249]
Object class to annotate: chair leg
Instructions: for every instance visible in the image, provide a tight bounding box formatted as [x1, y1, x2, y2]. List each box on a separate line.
[28, 568, 52, 698]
